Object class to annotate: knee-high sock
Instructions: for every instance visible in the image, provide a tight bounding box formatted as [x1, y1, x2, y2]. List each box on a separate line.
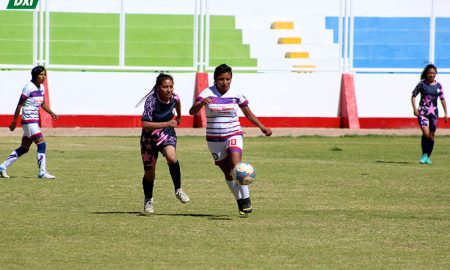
[37, 142, 46, 174]
[168, 161, 181, 190]
[142, 176, 154, 199]
[3, 146, 28, 167]
[421, 136, 427, 154]
[239, 184, 250, 199]
[226, 180, 242, 200]
[427, 139, 435, 157]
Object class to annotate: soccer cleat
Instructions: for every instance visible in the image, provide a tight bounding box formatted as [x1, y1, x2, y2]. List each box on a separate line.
[419, 154, 428, 164]
[237, 199, 246, 216]
[175, 188, 190, 203]
[425, 156, 432, 164]
[144, 197, 154, 213]
[38, 172, 56, 179]
[0, 164, 10, 178]
[242, 197, 252, 214]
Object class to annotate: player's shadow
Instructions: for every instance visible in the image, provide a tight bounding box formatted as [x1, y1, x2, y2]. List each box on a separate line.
[91, 211, 232, 220]
[375, 160, 412, 164]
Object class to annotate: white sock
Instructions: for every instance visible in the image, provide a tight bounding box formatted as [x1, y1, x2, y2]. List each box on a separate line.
[239, 184, 250, 199]
[3, 151, 19, 168]
[226, 180, 242, 200]
[37, 152, 46, 175]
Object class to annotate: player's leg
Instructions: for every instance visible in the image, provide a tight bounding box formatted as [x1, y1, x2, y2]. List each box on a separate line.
[26, 124, 55, 179]
[425, 117, 437, 163]
[208, 139, 244, 214]
[162, 145, 190, 203]
[226, 136, 252, 214]
[0, 136, 32, 178]
[143, 168, 156, 213]
[141, 131, 158, 213]
[419, 116, 431, 164]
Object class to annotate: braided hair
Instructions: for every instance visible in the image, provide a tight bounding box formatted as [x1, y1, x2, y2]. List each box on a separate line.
[136, 73, 174, 107]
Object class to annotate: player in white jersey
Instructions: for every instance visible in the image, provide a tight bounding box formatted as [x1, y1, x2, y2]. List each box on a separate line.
[189, 64, 272, 216]
[0, 66, 58, 179]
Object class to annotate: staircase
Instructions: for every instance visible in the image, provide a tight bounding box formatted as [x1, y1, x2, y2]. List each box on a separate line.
[236, 14, 340, 71]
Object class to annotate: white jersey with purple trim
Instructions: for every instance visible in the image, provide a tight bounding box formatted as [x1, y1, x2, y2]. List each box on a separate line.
[197, 85, 249, 141]
[20, 81, 44, 124]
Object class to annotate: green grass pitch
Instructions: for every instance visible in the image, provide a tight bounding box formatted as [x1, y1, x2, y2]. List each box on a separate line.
[0, 135, 449, 269]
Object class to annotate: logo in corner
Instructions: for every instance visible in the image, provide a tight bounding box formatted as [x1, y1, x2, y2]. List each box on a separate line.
[7, 0, 39, 10]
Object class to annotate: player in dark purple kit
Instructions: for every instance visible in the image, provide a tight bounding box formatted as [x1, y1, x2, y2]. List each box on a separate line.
[411, 64, 448, 164]
[137, 73, 190, 213]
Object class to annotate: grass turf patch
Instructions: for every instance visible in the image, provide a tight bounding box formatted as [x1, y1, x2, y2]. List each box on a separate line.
[0, 136, 449, 269]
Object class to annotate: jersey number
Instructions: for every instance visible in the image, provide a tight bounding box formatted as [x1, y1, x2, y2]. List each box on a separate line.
[228, 139, 237, 146]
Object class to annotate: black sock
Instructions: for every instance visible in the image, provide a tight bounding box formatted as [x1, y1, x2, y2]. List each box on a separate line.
[421, 135, 427, 154]
[427, 139, 435, 157]
[168, 161, 181, 190]
[142, 176, 154, 199]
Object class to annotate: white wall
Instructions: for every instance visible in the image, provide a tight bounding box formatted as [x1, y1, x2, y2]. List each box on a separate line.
[1, 71, 341, 117]
[2, 71, 449, 118]
[355, 73, 450, 117]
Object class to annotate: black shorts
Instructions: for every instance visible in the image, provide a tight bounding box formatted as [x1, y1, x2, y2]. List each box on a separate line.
[140, 127, 177, 171]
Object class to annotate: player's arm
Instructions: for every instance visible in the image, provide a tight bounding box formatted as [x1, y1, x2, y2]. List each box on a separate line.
[441, 98, 448, 122]
[189, 97, 212, 115]
[175, 99, 181, 125]
[142, 120, 177, 130]
[9, 95, 27, 131]
[240, 106, 272, 136]
[411, 96, 419, 116]
[41, 101, 58, 120]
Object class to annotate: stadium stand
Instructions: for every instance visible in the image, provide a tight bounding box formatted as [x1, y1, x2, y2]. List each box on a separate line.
[0, 11, 33, 64]
[50, 12, 119, 65]
[1, 9, 449, 70]
[209, 15, 257, 67]
[326, 16, 450, 69]
[238, 15, 339, 71]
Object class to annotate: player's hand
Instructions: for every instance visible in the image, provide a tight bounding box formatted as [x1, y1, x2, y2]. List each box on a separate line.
[413, 109, 419, 116]
[445, 115, 448, 123]
[167, 119, 178, 127]
[262, 127, 272, 136]
[9, 121, 17, 131]
[202, 98, 213, 105]
[52, 113, 58, 120]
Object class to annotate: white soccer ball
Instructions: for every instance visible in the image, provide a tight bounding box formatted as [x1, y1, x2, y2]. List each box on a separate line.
[232, 162, 256, 185]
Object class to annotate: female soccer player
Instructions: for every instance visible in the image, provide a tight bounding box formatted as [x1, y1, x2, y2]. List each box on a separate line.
[411, 64, 448, 164]
[137, 73, 190, 213]
[189, 64, 272, 216]
[0, 65, 58, 179]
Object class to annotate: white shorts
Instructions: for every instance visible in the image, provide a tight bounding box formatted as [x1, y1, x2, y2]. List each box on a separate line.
[22, 123, 43, 140]
[207, 135, 243, 163]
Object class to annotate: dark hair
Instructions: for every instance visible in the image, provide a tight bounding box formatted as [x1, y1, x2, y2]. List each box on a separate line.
[135, 73, 174, 107]
[31, 65, 46, 81]
[421, 64, 437, 80]
[214, 64, 232, 80]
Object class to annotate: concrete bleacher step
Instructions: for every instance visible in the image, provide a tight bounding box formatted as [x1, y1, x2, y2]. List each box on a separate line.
[257, 58, 340, 71]
[235, 14, 340, 71]
[242, 29, 334, 45]
[285, 52, 310, 58]
[270, 21, 294, 29]
[236, 14, 327, 30]
[278, 37, 302, 44]
[249, 44, 339, 58]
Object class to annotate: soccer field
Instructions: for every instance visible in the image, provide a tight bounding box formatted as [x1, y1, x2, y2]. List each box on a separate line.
[0, 135, 449, 269]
